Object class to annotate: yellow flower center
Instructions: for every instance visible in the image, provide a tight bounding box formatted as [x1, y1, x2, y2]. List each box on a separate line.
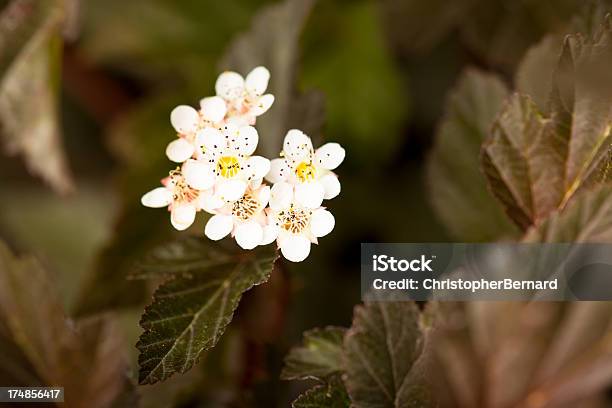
[232, 192, 259, 221]
[277, 206, 311, 234]
[295, 162, 316, 182]
[217, 156, 240, 178]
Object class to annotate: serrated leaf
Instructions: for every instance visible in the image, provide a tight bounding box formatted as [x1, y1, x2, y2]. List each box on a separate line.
[293, 376, 350, 408]
[136, 238, 278, 384]
[0, 240, 135, 408]
[0, 0, 73, 193]
[343, 302, 435, 408]
[524, 183, 612, 242]
[219, 0, 324, 157]
[427, 68, 517, 241]
[482, 93, 564, 229]
[482, 16, 612, 229]
[281, 326, 346, 381]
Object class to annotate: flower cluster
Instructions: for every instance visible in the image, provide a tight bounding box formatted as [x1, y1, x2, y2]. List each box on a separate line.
[141, 67, 345, 262]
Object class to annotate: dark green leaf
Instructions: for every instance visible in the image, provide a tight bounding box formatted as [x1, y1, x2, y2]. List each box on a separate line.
[0, 0, 73, 193]
[219, 0, 324, 156]
[427, 68, 517, 240]
[343, 301, 435, 408]
[293, 376, 350, 408]
[136, 238, 278, 384]
[281, 326, 346, 381]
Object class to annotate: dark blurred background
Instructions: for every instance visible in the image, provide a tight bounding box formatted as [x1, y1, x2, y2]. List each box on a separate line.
[0, 0, 596, 406]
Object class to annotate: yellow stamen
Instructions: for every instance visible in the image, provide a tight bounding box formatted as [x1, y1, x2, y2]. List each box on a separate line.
[217, 156, 240, 178]
[295, 162, 316, 182]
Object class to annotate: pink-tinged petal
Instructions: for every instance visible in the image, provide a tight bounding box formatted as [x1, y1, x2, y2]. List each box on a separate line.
[217, 179, 247, 202]
[320, 173, 341, 199]
[269, 181, 293, 211]
[205, 214, 233, 240]
[166, 138, 195, 163]
[245, 156, 270, 180]
[228, 125, 258, 155]
[250, 94, 274, 116]
[170, 203, 196, 231]
[266, 158, 289, 184]
[215, 71, 244, 100]
[283, 129, 313, 161]
[257, 185, 271, 207]
[245, 66, 270, 96]
[315, 143, 345, 170]
[235, 221, 264, 250]
[294, 182, 324, 209]
[200, 96, 227, 123]
[279, 233, 311, 262]
[141, 187, 173, 208]
[310, 209, 335, 238]
[170, 105, 199, 134]
[182, 159, 216, 190]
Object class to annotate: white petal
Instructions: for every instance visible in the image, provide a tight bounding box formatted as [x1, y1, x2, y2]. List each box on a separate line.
[141, 187, 172, 208]
[245, 66, 270, 95]
[283, 129, 312, 160]
[250, 94, 275, 116]
[182, 159, 216, 190]
[171, 203, 196, 231]
[217, 179, 247, 202]
[245, 156, 270, 180]
[315, 143, 345, 170]
[170, 105, 199, 134]
[294, 182, 324, 209]
[235, 221, 264, 250]
[215, 71, 244, 100]
[266, 158, 289, 183]
[257, 185, 271, 207]
[166, 138, 195, 163]
[196, 127, 224, 154]
[310, 209, 335, 238]
[197, 190, 224, 213]
[205, 214, 233, 240]
[279, 234, 311, 262]
[260, 224, 279, 246]
[269, 181, 293, 211]
[200, 96, 227, 123]
[320, 173, 341, 199]
[230, 125, 258, 155]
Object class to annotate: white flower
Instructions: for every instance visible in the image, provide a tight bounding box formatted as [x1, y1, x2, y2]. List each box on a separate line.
[141, 166, 210, 231]
[204, 185, 273, 250]
[266, 129, 345, 209]
[166, 96, 228, 163]
[215, 66, 275, 126]
[181, 124, 270, 207]
[264, 182, 335, 262]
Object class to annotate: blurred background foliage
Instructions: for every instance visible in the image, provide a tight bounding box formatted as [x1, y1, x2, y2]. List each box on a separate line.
[0, 0, 611, 406]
